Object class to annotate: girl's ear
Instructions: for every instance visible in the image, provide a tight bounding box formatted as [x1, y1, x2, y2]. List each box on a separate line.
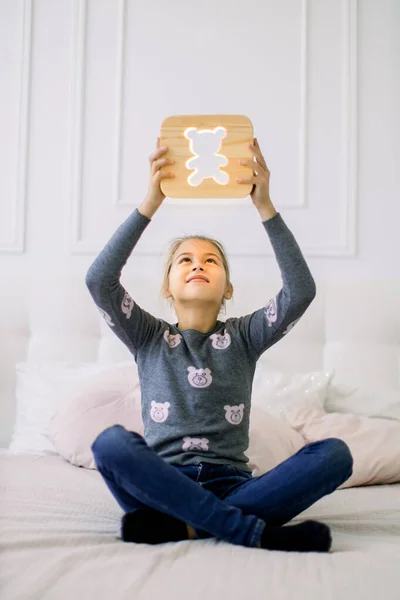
[224, 282, 234, 299]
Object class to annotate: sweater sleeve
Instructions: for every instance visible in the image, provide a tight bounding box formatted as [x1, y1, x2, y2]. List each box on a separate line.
[233, 212, 316, 358]
[85, 208, 164, 357]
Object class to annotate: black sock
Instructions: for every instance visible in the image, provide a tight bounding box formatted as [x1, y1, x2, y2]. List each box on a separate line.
[121, 508, 189, 544]
[121, 511, 331, 552]
[260, 519, 332, 553]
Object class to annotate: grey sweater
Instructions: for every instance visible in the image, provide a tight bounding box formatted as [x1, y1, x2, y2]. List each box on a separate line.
[85, 208, 316, 472]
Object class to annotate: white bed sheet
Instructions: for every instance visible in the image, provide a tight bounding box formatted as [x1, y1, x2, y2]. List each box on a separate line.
[1, 452, 400, 600]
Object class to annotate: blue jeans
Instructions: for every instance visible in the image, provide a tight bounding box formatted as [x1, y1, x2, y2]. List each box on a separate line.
[91, 424, 353, 548]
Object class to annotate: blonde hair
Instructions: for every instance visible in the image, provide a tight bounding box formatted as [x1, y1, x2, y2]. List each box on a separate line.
[161, 235, 232, 316]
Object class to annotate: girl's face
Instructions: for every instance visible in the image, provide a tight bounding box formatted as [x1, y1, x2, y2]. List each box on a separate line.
[165, 239, 233, 308]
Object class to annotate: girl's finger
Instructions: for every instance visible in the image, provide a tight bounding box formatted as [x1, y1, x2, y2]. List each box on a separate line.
[240, 158, 266, 176]
[156, 170, 175, 179]
[251, 139, 269, 171]
[237, 172, 269, 184]
[149, 146, 168, 163]
[152, 157, 174, 174]
[236, 176, 256, 183]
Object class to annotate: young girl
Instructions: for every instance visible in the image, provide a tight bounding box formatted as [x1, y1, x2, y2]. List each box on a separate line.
[86, 137, 353, 552]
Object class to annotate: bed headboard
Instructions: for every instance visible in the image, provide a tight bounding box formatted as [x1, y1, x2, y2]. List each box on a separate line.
[1, 273, 399, 448]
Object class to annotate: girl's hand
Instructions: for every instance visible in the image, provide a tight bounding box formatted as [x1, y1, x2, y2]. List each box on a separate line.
[143, 136, 274, 216]
[144, 137, 175, 207]
[237, 138, 273, 210]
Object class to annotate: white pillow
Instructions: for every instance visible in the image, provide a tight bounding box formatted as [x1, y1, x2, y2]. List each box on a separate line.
[49, 362, 142, 469]
[372, 402, 400, 421]
[325, 381, 400, 421]
[247, 405, 305, 476]
[8, 361, 136, 455]
[282, 401, 400, 488]
[251, 369, 335, 419]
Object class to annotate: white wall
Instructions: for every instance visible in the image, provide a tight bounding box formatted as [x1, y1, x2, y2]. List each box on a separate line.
[1, 0, 398, 269]
[0, 0, 399, 374]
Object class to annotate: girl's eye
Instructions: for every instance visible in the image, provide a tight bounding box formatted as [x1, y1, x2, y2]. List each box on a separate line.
[179, 257, 217, 264]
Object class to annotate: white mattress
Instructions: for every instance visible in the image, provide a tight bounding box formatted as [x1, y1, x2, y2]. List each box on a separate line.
[1, 452, 400, 600]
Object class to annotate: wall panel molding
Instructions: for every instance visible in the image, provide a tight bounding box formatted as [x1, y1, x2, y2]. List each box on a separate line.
[0, 0, 32, 254]
[69, 0, 357, 258]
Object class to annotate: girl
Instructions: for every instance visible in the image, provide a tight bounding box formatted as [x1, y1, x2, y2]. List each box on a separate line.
[86, 137, 353, 552]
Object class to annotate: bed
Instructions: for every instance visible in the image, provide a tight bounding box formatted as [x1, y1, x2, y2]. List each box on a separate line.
[1, 274, 399, 600]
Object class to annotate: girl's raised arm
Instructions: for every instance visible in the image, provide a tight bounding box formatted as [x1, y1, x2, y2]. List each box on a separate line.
[85, 140, 175, 357]
[234, 211, 316, 358]
[232, 139, 316, 357]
